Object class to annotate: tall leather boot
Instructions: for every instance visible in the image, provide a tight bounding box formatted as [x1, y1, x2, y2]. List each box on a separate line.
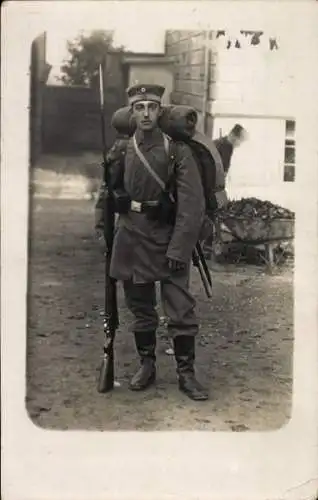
[173, 335, 208, 401]
[129, 331, 156, 391]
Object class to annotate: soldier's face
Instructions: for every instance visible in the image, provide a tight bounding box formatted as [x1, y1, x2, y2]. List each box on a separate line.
[229, 132, 246, 148]
[132, 101, 161, 131]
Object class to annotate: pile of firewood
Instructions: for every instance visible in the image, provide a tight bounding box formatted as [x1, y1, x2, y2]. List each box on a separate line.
[219, 197, 295, 220]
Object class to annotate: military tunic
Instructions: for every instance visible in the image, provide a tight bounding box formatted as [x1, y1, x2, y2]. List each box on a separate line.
[109, 127, 205, 284]
[214, 136, 234, 175]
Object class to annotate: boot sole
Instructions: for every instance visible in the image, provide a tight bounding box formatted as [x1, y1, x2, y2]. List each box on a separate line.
[179, 385, 209, 401]
[129, 373, 156, 391]
[180, 391, 208, 401]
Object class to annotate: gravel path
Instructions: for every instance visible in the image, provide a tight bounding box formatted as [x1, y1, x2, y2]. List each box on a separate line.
[26, 199, 293, 431]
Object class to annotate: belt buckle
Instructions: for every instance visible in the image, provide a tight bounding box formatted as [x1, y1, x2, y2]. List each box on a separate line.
[131, 200, 142, 213]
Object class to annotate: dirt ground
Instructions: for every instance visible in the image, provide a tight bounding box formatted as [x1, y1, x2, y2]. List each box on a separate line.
[26, 198, 294, 431]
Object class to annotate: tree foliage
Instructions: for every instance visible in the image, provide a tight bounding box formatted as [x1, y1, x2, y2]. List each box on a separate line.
[59, 30, 124, 87]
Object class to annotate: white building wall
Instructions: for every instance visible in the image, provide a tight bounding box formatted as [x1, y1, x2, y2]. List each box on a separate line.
[210, 36, 297, 210]
[213, 115, 297, 211]
[211, 38, 296, 117]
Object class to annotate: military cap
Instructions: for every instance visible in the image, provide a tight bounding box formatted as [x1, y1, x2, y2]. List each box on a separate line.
[127, 83, 165, 106]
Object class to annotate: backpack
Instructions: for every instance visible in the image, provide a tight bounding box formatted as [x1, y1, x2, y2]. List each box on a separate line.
[108, 105, 227, 214]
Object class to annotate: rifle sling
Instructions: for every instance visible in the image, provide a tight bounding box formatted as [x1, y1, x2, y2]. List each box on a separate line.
[132, 133, 176, 199]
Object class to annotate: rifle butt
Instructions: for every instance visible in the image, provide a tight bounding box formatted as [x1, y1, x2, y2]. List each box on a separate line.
[97, 352, 114, 393]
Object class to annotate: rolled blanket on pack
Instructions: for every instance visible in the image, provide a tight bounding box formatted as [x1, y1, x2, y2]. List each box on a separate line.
[111, 106, 135, 137]
[111, 104, 198, 140]
[159, 105, 198, 140]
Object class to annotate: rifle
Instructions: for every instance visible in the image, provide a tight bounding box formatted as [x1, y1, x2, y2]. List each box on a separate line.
[97, 62, 119, 393]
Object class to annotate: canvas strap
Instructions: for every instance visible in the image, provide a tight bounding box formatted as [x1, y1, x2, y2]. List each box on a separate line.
[132, 133, 173, 191]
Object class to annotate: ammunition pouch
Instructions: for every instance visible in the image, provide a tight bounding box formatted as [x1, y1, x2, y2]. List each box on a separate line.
[113, 189, 131, 214]
[154, 190, 177, 226]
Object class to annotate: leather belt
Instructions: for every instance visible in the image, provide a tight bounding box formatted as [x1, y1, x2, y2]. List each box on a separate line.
[130, 200, 159, 213]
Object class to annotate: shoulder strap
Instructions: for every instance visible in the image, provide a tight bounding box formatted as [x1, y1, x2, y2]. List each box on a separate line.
[132, 133, 166, 190]
[163, 133, 178, 161]
[163, 133, 170, 156]
[162, 133, 179, 184]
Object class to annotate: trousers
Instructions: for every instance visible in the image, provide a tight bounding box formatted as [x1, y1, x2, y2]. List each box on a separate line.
[123, 268, 199, 338]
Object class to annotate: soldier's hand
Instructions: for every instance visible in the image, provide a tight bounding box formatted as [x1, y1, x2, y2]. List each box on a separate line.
[167, 258, 186, 272]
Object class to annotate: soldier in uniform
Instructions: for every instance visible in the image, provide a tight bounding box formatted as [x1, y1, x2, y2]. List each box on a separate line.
[214, 123, 247, 177]
[96, 83, 208, 401]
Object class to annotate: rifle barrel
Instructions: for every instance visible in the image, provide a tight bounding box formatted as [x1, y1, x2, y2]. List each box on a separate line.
[99, 64, 105, 108]
[195, 241, 212, 287]
[99, 63, 107, 165]
[192, 247, 212, 298]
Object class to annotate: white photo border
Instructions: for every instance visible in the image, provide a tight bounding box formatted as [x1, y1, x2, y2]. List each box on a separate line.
[2, 2, 318, 500]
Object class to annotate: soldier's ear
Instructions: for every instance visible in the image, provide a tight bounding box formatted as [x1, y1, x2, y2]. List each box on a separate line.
[129, 110, 136, 134]
[158, 105, 165, 117]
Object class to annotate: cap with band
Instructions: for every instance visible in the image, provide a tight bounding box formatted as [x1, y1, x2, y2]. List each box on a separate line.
[127, 83, 165, 106]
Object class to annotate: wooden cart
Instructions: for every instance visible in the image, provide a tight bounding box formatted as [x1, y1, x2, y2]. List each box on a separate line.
[215, 215, 295, 271]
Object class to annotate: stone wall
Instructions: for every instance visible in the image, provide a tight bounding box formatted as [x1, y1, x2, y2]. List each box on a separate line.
[165, 30, 217, 136]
